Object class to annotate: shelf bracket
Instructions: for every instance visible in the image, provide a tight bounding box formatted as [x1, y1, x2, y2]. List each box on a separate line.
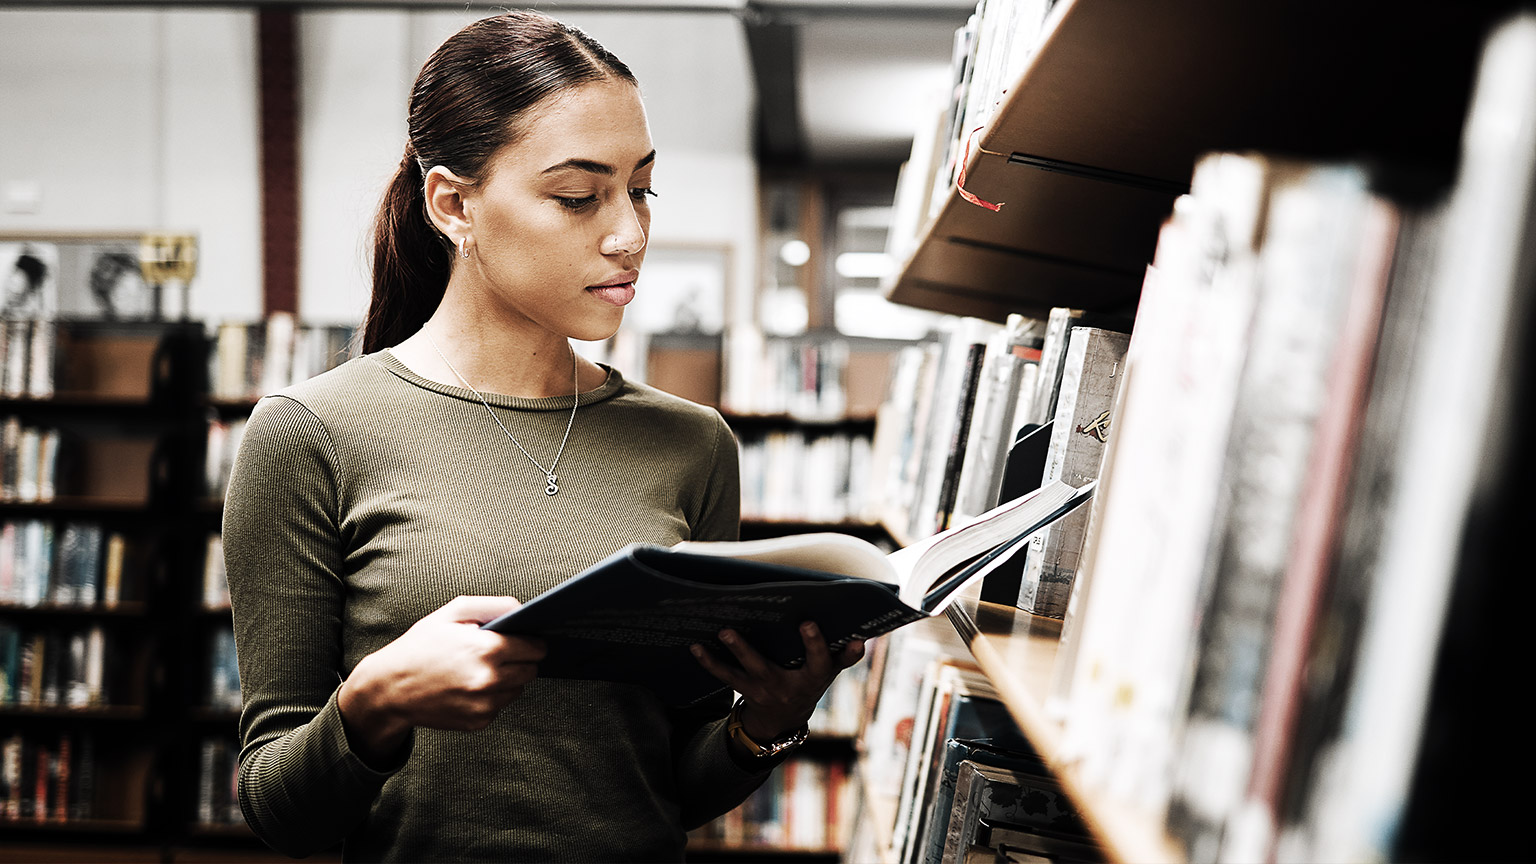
[1006, 153, 1190, 197]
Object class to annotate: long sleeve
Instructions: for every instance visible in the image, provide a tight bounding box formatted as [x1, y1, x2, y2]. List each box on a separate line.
[223, 396, 406, 857]
[665, 413, 788, 829]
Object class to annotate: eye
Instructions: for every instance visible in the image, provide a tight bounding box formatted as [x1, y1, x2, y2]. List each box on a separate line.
[556, 195, 598, 211]
[629, 187, 658, 202]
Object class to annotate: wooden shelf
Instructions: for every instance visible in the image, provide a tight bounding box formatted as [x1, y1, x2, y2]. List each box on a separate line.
[685, 839, 841, 858]
[0, 818, 147, 834]
[722, 411, 878, 429]
[0, 602, 148, 618]
[943, 596, 1182, 864]
[0, 496, 151, 513]
[886, 0, 1500, 321]
[0, 704, 146, 721]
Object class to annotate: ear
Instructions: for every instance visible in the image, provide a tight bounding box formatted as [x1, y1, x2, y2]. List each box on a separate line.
[423, 165, 475, 243]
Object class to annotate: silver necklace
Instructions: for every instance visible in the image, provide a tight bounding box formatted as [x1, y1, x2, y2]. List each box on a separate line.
[423, 330, 579, 496]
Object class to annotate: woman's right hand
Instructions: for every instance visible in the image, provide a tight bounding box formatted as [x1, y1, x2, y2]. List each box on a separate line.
[337, 595, 545, 765]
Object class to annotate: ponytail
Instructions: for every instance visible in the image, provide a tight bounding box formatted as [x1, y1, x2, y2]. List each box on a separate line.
[362, 151, 453, 353]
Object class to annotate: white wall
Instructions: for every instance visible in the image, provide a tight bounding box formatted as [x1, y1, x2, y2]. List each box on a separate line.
[0, 7, 757, 329]
[300, 8, 759, 326]
[0, 8, 263, 323]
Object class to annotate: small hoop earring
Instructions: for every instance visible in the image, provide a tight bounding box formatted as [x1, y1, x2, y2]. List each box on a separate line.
[458, 237, 470, 260]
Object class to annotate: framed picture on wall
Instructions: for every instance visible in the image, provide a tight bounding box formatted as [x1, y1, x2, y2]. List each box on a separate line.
[626, 243, 730, 336]
[0, 240, 60, 319]
[57, 236, 156, 320]
[0, 232, 162, 321]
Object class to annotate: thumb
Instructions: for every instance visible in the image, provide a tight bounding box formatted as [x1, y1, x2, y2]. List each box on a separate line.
[435, 595, 523, 625]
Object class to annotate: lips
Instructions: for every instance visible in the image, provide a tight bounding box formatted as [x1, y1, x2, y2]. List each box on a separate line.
[587, 272, 638, 307]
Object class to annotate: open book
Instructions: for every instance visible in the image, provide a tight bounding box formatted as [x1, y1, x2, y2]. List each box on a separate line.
[482, 480, 1095, 705]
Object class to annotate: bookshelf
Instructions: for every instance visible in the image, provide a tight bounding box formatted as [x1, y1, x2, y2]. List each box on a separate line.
[942, 598, 1179, 864]
[885, 0, 1502, 322]
[0, 319, 206, 853]
[865, 2, 1527, 864]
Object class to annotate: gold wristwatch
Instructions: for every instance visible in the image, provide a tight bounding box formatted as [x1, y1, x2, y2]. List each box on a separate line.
[726, 697, 809, 759]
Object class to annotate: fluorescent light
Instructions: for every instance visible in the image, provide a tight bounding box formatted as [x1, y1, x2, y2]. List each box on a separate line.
[779, 239, 811, 267]
[835, 251, 894, 279]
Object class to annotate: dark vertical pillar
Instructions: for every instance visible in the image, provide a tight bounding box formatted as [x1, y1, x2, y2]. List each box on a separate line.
[258, 7, 299, 316]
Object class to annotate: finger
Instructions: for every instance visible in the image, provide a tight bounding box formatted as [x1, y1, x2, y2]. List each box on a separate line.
[438, 594, 523, 624]
[798, 621, 835, 679]
[715, 629, 778, 681]
[483, 633, 547, 664]
[836, 638, 867, 669]
[690, 643, 747, 691]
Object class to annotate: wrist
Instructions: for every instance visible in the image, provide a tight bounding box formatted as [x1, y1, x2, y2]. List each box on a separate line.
[338, 654, 413, 763]
[738, 700, 810, 743]
[727, 697, 809, 761]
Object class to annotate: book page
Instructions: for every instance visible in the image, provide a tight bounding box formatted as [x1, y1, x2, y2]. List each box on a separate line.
[672, 532, 896, 584]
[891, 478, 1091, 609]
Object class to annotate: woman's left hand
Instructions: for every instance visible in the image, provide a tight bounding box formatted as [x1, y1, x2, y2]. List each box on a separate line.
[690, 621, 866, 742]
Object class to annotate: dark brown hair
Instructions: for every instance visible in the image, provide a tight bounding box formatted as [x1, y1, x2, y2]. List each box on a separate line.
[363, 11, 636, 353]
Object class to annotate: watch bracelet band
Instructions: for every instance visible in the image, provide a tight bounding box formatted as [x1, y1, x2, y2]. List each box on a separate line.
[726, 696, 809, 758]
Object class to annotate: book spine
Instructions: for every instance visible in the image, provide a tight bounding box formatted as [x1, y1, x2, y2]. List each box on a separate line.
[1166, 165, 1379, 857]
[1020, 327, 1129, 617]
[26, 319, 54, 399]
[934, 340, 989, 532]
[102, 532, 124, 608]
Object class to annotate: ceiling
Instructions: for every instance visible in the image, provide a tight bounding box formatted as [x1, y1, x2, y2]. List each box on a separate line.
[744, 0, 974, 167]
[16, 0, 973, 168]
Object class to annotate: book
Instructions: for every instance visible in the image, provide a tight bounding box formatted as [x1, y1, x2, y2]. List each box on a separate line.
[914, 723, 1040, 864]
[1223, 180, 1400, 863]
[913, 319, 1003, 538]
[893, 660, 992, 864]
[1166, 164, 1388, 860]
[1019, 327, 1129, 617]
[1054, 152, 1276, 811]
[483, 479, 1095, 705]
[1281, 16, 1536, 862]
[953, 323, 1032, 523]
[942, 761, 1094, 864]
[929, 738, 1047, 864]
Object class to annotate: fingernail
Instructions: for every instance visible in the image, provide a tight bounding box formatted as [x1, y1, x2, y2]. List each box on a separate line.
[690, 644, 703, 657]
[718, 630, 735, 644]
[802, 622, 818, 636]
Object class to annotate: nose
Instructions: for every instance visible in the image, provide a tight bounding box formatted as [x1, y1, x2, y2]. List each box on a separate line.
[602, 200, 647, 257]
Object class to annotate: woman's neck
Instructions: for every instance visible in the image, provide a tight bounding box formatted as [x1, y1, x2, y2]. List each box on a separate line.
[392, 307, 597, 399]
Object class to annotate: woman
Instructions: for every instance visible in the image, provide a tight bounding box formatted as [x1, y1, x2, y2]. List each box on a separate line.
[224, 11, 863, 861]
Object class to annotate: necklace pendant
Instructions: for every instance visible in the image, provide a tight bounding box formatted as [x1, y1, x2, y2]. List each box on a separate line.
[545, 474, 559, 496]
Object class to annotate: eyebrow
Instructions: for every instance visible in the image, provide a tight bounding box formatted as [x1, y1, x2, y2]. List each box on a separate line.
[542, 150, 657, 177]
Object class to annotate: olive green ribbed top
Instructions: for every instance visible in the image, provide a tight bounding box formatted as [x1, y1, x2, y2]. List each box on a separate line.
[223, 350, 762, 862]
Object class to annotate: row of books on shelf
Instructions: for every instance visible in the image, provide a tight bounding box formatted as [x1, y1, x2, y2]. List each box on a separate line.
[202, 533, 229, 610]
[722, 330, 856, 420]
[1, 731, 95, 823]
[1032, 150, 1456, 864]
[738, 430, 873, 525]
[854, 639, 1100, 864]
[868, 299, 1126, 617]
[0, 623, 110, 708]
[0, 418, 59, 503]
[887, 0, 1059, 264]
[0, 520, 127, 610]
[206, 627, 239, 713]
[209, 315, 358, 401]
[0, 320, 56, 401]
[195, 736, 241, 828]
[203, 418, 245, 501]
[877, 66, 1533, 863]
[688, 756, 855, 852]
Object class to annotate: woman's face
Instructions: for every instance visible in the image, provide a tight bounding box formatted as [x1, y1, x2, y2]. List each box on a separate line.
[461, 78, 654, 343]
